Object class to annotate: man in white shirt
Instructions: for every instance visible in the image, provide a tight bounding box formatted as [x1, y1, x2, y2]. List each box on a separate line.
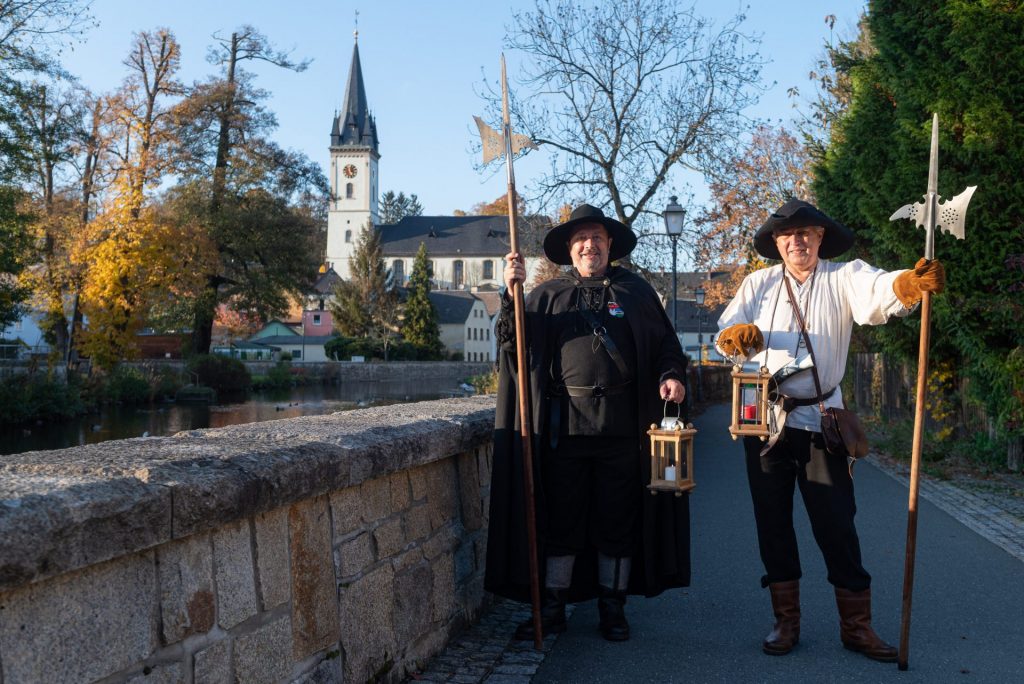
[716, 199, 944, 662]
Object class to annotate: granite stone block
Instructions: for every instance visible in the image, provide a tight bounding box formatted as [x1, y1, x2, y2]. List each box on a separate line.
[255, 506, 291, 609]
[373, 517, 405, 558]
[233, 615, 292, 684]
[289, 496, 340, 659]
[157, 533, 214, 643]
[338, 563, 395, 683]
[337, 531, 373, 578]
[0, 551, 158, 683]
[212, 519, 258, 629]
[328, 486, 363, 541]
[193, 639, 231, 684]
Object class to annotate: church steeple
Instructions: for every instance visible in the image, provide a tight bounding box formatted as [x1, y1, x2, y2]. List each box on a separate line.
[330, 39, 379, 153]
[325, 32, 380, 279]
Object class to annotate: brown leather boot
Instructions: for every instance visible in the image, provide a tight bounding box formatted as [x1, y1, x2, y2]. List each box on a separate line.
[834, 587, 897, 662]
[763, 580, 800, 655]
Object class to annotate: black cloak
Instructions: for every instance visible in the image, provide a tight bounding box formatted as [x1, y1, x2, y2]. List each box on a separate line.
[484, 266, 691, 604]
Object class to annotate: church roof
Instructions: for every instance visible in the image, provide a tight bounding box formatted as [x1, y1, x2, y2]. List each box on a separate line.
[427, 290, 480, 325]
[331, 41, 379, 154]
[378, 215, 517, 257]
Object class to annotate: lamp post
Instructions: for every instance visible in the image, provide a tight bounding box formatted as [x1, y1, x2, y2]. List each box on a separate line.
[663, 196, 685, 332]
[695, 286, 705, 401]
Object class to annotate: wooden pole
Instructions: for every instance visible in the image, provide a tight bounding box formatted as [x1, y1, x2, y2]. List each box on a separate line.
[500, 55, 543, 651]
[898, 288, 932, 670]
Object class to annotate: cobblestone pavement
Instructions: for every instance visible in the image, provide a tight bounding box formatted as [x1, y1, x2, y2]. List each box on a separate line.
[407, 458, 1023, 683]
[406, 601, 574, 683]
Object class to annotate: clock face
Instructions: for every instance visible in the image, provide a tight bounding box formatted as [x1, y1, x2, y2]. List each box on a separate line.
[343, 164, 358, 179]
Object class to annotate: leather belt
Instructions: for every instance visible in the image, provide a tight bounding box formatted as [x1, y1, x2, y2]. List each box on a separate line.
[550, 381, 632, 398]
[778, 387, 835, 410]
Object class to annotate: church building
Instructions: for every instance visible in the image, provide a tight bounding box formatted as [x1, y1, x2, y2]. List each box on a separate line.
[325, 37, 545, 290]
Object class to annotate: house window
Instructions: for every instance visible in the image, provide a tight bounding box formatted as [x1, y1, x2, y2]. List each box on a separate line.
[483, 260, 494, 280]
[453, 260, 464, 288]
[293, 349, 302, 360]
[467, 328, 471, 340]
[345, 183, 354, 199]
[318, 298, 325, 311]
[392, 260, 404, 284]
[313, 314, 322, 326]
[345, 230, 352, 243]
[486, 329, 490, 341]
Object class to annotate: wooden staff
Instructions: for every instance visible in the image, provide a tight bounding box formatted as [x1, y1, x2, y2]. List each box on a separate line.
[476, 55, 543, 649]
[889, 113, 975, 670]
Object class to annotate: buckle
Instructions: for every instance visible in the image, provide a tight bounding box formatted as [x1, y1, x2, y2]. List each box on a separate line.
[592, 385, 606, 397]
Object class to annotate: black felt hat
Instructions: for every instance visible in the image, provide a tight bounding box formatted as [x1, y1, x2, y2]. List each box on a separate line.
[753, 199, 855, 260]
[542, 204, 638, 265]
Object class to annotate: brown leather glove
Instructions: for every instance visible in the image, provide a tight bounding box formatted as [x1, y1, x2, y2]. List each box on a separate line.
[893, 258, 946, 307]
[717, 323, 764, 358]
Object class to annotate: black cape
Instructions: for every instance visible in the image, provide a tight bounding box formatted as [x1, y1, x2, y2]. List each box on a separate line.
[484, 266, 691, 603]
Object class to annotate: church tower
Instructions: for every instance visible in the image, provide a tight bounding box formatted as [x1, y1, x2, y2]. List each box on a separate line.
[325, 33, 379, 279]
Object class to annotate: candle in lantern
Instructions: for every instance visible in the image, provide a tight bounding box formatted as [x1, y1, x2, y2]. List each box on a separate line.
[664, 465, 676, 482]
[742, 404, 757, 421]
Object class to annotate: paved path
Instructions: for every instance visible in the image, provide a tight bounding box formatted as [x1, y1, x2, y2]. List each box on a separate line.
[409, 403, 1024, 683]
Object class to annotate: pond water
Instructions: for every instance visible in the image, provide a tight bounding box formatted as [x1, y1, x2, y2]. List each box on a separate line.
[0, 378, 474, 456]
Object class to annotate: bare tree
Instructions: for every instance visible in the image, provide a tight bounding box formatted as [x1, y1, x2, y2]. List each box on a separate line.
[694, 124, 812, 305]
[483, 0, 765, 253]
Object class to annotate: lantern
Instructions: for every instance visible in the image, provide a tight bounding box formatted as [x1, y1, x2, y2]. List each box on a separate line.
[729, 363, 772, 440]
[647, 403, 697, 496]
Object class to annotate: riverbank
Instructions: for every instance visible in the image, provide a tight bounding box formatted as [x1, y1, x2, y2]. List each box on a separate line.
[0, 361, 493, 454]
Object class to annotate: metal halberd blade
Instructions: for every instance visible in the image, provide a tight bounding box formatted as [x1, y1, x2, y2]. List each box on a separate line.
[889, 113, 976, 259]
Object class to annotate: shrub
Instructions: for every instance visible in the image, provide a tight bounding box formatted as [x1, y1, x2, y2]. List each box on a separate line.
[104, 366, 151, 405]
[188, 354, 251, 394]
[0, 374, 85, 425]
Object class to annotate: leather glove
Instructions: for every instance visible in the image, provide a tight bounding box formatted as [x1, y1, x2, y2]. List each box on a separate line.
[893, 258, 946, 308]
[717, 323, 764, 358]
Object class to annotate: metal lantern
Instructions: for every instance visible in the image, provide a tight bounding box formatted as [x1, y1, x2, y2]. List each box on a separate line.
[647, 403, 697, 496]
[729, 363, 772, 440]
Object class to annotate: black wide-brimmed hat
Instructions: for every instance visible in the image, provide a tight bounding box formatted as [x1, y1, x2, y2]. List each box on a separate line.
[542, 203, 638, 265]
[753, 199, 855, 260]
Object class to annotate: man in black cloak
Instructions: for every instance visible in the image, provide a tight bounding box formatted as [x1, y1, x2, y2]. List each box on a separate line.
[484, 204, 691, 642]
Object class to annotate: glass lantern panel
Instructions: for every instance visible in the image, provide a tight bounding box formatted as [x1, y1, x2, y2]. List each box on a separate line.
[741, 383, 761, 423]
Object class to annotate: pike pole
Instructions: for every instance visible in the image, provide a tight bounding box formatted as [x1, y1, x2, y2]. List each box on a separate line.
[475, 55, 543, 649]
[889, 113, 976, 670]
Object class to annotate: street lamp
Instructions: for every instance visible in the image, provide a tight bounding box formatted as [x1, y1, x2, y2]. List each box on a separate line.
[695, 286, 705, 401]
[663, 196, 685, 332]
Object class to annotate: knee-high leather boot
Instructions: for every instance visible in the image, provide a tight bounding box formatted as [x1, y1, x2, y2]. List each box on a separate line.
[514, 588, 568, 640]
[763, 580, 800, 655]
[835, 587, 897, 662]
[597, 555, 630, 641]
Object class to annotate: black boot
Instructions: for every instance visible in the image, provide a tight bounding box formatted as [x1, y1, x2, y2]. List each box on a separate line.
[514, 589, 567, 640]
[597, 587, 630, 642]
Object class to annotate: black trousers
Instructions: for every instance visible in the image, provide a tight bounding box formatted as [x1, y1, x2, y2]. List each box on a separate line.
[542, 435, 640, 558]
[743, 429, 871, 592]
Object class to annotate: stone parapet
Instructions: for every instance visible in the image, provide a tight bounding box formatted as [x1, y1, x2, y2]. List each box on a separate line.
[0, 396, 497, 683]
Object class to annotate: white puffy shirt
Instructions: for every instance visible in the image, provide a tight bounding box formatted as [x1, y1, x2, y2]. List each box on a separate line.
[717, 259, 911, 432]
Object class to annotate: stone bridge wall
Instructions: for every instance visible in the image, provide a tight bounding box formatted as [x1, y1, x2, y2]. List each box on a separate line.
[0, 396, 497, 683]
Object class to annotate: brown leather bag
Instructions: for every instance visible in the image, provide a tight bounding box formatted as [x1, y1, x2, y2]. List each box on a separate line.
[820, 406, 869, 460]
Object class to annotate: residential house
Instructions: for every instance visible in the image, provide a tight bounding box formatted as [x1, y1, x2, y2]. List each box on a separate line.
[428, 291, 494, 362]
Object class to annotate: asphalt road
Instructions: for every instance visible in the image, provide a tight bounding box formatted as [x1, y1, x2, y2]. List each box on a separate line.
[534, 403, 1024, 683]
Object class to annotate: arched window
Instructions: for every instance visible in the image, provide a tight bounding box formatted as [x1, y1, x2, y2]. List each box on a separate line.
[453, 260, 464, 288]
[483, 260, 494, 280]
[392, 260, 404, 284]
[345, 183, 354, 199]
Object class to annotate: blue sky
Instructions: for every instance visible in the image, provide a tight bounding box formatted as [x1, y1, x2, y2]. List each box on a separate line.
[63, 0, 866, 219]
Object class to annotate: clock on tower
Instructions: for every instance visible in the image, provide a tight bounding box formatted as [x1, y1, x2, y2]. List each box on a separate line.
[343, 164, 358, 178]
